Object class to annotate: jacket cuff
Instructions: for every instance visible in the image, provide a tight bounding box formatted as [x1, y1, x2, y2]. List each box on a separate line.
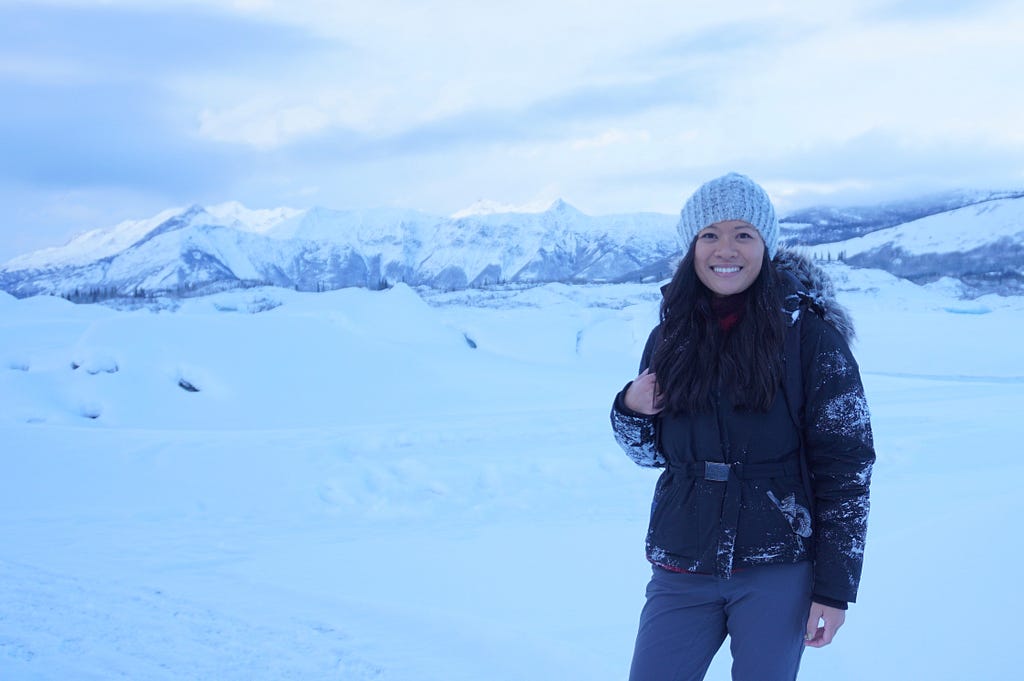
[614, 381, 651, 419]
[811, 594, 849, 610]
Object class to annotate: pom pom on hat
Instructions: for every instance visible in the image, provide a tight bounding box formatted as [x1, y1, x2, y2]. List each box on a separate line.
[677, 172, 779, 258]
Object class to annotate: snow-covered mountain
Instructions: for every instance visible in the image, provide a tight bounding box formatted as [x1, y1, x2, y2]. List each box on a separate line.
[2, 190, 1023, 300]
[808, 196, 1024, 294]
[0, 200, 680, 299]
[780, 189, 1024, 244]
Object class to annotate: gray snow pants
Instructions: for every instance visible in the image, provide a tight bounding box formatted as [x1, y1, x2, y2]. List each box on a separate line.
[628, 561, 812, 681]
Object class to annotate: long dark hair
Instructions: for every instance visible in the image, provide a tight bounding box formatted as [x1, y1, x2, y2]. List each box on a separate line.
[651, 243, 786, 414]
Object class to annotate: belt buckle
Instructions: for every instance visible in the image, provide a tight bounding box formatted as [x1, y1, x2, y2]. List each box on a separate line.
[704, 462, 731, 482]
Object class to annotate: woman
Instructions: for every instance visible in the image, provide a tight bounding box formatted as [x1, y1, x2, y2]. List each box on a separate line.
[611, 173, 874, 681]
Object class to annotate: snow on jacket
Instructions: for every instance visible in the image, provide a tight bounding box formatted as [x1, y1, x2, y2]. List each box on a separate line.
[610, 250, 874, 607]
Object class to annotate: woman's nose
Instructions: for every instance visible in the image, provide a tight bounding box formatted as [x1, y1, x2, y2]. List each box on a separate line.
[715, 239, 738, 255]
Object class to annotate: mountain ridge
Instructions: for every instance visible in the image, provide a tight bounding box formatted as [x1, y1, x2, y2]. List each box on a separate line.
[0, 199, 682, 299]
[3, 190, 1022, 300]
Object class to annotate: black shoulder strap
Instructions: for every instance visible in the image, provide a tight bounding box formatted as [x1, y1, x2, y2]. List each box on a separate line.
[782, 311, 804, 429]
[783, 310, 817, 518]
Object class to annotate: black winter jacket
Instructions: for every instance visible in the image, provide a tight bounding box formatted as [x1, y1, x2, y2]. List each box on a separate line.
[610, 251, 874, 608]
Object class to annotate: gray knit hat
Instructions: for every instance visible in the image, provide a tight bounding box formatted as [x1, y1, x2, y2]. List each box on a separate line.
[677, 172, 779, 258]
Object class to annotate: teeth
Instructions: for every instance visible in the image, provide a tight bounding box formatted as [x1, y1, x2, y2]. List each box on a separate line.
[713, 266, 740, 273]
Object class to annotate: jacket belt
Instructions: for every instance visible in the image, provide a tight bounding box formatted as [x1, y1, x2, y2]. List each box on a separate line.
[672, 460, 801, 481]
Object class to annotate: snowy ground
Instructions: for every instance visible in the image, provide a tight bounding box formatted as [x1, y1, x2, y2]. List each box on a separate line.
[1, 263, 1022, 680]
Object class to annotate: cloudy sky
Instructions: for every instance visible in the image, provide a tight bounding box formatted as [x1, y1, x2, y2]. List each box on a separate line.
[1, 0, 1022, 261]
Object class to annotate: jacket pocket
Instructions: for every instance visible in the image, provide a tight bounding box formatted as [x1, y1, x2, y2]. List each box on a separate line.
[732, 480, 812, 567]
[646, 473, 701, 558]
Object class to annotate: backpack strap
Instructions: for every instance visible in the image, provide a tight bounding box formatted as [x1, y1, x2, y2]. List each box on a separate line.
[782, 306, 817, 525]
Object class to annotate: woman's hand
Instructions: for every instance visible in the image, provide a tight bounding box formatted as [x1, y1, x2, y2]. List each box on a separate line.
[624, 368, 664, 415]
[804, 602, 846, 648]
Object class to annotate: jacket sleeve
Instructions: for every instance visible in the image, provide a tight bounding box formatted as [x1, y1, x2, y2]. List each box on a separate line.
[610, 326, 665, 468]
[800, 311, 875, 605]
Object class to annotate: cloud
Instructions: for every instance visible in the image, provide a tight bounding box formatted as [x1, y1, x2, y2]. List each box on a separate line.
[635, 17, 803, 63]
[3, 0, 1024, 261]
[570, 129, 652, 152]
[868, 0, 1010, 21]
[197, 103, 333, 149]
[762, 131, 1024, 187]
[0, 78, 242, 194]
[527, 73, 706, 122]
[0, 3, 332, 82]
[0, 3, 336, 195]
[298, 71, 708, 162]
[581, 127, 1024, 216]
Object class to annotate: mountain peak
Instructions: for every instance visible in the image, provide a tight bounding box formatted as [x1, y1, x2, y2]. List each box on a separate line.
[451, 197, 567, 219]
[205, 202, 305, 233]
[545, 198, 580, 215]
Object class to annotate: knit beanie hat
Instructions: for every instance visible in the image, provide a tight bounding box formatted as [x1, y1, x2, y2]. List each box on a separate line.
[677, 172, 779, 258]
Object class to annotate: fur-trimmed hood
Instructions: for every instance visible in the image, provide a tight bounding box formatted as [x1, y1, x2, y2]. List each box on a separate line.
[774, 248, 856, 343]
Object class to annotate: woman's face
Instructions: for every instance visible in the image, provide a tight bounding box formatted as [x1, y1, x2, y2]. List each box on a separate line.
[693, 220, 765, 296]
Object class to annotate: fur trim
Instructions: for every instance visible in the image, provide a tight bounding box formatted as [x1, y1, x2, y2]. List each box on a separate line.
[774, 248, 856, 343]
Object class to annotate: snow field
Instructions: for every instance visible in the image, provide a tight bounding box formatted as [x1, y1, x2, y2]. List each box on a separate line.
[1, 275, 1022, 679]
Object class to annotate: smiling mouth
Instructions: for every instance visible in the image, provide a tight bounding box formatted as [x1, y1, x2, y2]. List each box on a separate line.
[712, 266, 741, 274]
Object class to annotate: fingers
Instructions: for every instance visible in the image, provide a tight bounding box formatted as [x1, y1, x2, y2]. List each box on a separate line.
[804, 607, 820, 646]
[805, 604, 845, 648]
[624, 371, 664, 415]
[804, 626, 830, 648]
[640, 372, 664, 412]
[639, 372, 664, 413]
[634, 371, 658, 391]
